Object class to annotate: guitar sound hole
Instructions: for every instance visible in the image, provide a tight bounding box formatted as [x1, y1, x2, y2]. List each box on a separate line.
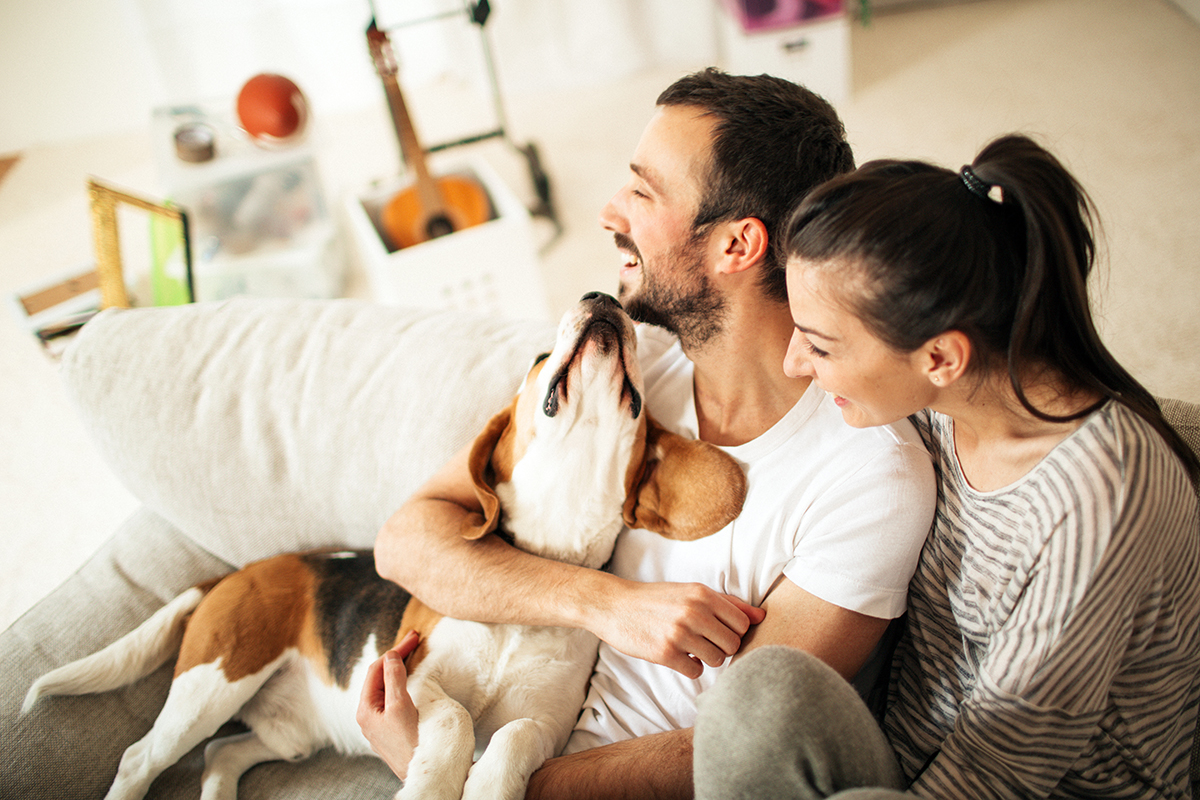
[426, 216, 455, 240]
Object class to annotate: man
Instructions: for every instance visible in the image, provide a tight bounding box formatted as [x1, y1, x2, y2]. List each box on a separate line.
[359, 69, 936, 798]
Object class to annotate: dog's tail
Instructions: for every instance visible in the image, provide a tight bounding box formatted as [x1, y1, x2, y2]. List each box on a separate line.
[22, 585, 208, 713]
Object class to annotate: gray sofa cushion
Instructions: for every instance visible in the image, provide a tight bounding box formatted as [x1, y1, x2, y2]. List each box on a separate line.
[0, 508, 402, 799]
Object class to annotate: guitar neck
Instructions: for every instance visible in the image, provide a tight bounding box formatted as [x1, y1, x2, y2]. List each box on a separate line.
[367, 21, 448, 218]
[381, 77, 447, 216]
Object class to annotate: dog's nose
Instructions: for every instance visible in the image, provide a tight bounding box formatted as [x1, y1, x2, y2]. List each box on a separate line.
[580, 291, 621, 308]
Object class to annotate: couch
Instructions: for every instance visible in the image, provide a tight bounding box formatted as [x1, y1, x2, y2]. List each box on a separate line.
[1, 297, 1197, 798]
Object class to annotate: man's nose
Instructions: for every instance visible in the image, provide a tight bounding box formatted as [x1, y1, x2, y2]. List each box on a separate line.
[599, 190, 628, 233]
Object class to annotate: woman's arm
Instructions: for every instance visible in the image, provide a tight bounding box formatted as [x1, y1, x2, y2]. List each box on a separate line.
[907, 452, 1199, 797]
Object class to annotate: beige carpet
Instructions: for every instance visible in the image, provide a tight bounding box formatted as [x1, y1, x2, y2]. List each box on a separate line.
[1, 0, 1198, 631]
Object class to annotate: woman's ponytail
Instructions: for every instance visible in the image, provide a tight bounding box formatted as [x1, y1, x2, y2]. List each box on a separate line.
[787, 133, 1200, 481]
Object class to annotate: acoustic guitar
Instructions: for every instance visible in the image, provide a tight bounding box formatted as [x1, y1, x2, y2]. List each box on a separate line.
[366, 20, 491, 250]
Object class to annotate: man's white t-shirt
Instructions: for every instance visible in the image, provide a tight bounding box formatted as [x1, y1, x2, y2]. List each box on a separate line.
[564, 326, 936, 752]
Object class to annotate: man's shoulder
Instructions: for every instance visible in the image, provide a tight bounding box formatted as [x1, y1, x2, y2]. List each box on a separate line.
[776, 399, 935, 497]
[801, 394, 928, 455]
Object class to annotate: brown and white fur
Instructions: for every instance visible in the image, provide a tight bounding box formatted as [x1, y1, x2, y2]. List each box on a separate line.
[24, 292, 747, 800]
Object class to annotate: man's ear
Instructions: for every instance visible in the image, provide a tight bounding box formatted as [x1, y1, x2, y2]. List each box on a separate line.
[923, 330, 972, 388]
[716, 217, 769, 276]
[461, 400, 517, 540]
[623, 416, 747, 541]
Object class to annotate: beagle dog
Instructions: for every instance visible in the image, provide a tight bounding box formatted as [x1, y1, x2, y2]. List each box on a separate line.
[24, 292, 747, 800]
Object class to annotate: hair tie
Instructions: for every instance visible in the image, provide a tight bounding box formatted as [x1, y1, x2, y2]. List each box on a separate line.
[960, 165, 1004, 203]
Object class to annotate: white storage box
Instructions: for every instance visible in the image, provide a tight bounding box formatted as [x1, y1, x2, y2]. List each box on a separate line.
[153, 105, 345, 302]
[344, 157, 550, 321]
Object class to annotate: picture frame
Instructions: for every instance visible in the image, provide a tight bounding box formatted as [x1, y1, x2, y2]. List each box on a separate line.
[88, 178, 194, 309]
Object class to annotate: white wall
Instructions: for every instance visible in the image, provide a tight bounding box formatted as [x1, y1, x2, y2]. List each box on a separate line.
[0, 0, 719, 155]
[0, 0, 158, 152]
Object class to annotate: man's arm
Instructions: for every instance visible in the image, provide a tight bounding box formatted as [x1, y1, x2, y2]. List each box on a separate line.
[358, 635, 696, 800]
[528, 729, 694, 800]
[357, 569, 889, 799]
[523, 576, 890, 799]
[737, 577, 890, 679]
[374, 443, 762, 677]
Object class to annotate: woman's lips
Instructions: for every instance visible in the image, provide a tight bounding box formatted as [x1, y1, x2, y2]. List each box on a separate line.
[822, 388, 848, 408]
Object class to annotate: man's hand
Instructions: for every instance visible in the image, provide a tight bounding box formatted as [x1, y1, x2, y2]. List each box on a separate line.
[590, 578, 766, 679]
[356, 630, 422, 781]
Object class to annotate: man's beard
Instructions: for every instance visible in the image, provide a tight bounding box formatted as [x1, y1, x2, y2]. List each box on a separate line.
[615, 231, 727, 350]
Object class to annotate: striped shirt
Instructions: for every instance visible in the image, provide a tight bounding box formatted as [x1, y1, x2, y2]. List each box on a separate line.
[885, 402, 1200, 798]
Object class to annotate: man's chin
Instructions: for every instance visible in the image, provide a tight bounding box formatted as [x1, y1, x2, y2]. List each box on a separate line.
[616, 282, 644, 319]
[622, 297, 675, 334]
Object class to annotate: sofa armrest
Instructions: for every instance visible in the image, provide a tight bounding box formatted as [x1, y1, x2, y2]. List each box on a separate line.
[1159, 396, 1200, 499]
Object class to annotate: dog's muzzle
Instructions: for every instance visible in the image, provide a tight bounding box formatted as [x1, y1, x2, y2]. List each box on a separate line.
[543, 293, 642, 420]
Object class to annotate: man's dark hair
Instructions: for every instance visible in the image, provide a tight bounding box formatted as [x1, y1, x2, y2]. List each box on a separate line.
[657, 68, 854, 302]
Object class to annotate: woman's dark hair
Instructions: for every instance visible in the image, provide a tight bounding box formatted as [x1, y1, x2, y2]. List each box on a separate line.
[785, 133, 1199, 479]
[658, 68, 855, 302]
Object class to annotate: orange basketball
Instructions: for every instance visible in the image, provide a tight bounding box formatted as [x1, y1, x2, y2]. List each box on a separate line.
[236, 73, 308, 145]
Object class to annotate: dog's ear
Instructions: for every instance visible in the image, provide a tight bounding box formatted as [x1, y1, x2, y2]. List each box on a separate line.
[461, 400, 518, 540]
[622, 416, 747, 541]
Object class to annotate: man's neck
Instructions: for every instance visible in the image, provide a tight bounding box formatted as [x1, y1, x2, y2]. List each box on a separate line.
[682, 303, 810, 447]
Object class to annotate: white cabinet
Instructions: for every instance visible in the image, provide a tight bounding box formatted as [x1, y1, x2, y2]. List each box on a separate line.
[715, 8, 851, 105]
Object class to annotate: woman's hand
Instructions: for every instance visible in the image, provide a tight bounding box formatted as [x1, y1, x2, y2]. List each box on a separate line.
[356, 630, 422, 780]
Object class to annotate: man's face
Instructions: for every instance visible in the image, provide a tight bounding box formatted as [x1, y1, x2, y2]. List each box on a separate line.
[600, 106, 726, 348]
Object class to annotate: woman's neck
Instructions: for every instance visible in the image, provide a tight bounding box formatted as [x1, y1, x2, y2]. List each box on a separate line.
[933, 370, 1103, 492]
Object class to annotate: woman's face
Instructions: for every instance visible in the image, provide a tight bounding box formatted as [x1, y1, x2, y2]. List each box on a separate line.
[784, 259, 936, 428]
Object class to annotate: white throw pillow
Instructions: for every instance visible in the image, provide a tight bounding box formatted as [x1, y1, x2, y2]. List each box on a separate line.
[61, 297, 555, 566]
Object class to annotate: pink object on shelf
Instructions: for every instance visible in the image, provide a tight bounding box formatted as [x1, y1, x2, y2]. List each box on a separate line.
[719, 0, 844, 32]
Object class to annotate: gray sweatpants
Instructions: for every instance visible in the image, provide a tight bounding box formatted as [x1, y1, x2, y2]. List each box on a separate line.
[694, 646, 910, 800]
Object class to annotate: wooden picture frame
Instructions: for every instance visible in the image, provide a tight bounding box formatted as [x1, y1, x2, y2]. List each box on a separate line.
[88, 178, 194, 309]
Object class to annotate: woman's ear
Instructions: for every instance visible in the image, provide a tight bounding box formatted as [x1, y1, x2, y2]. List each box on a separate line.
[717, 217, 769, 275]
[923, 330, 972, 387]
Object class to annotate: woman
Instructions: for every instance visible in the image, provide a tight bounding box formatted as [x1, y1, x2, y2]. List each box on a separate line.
[693, 134, 1200, 799]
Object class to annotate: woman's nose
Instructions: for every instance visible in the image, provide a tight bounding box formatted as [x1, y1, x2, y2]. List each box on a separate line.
[783, 332, 815, 379]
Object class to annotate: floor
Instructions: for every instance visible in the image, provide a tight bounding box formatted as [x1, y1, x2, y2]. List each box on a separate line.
[2, 0, 1199, 631]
